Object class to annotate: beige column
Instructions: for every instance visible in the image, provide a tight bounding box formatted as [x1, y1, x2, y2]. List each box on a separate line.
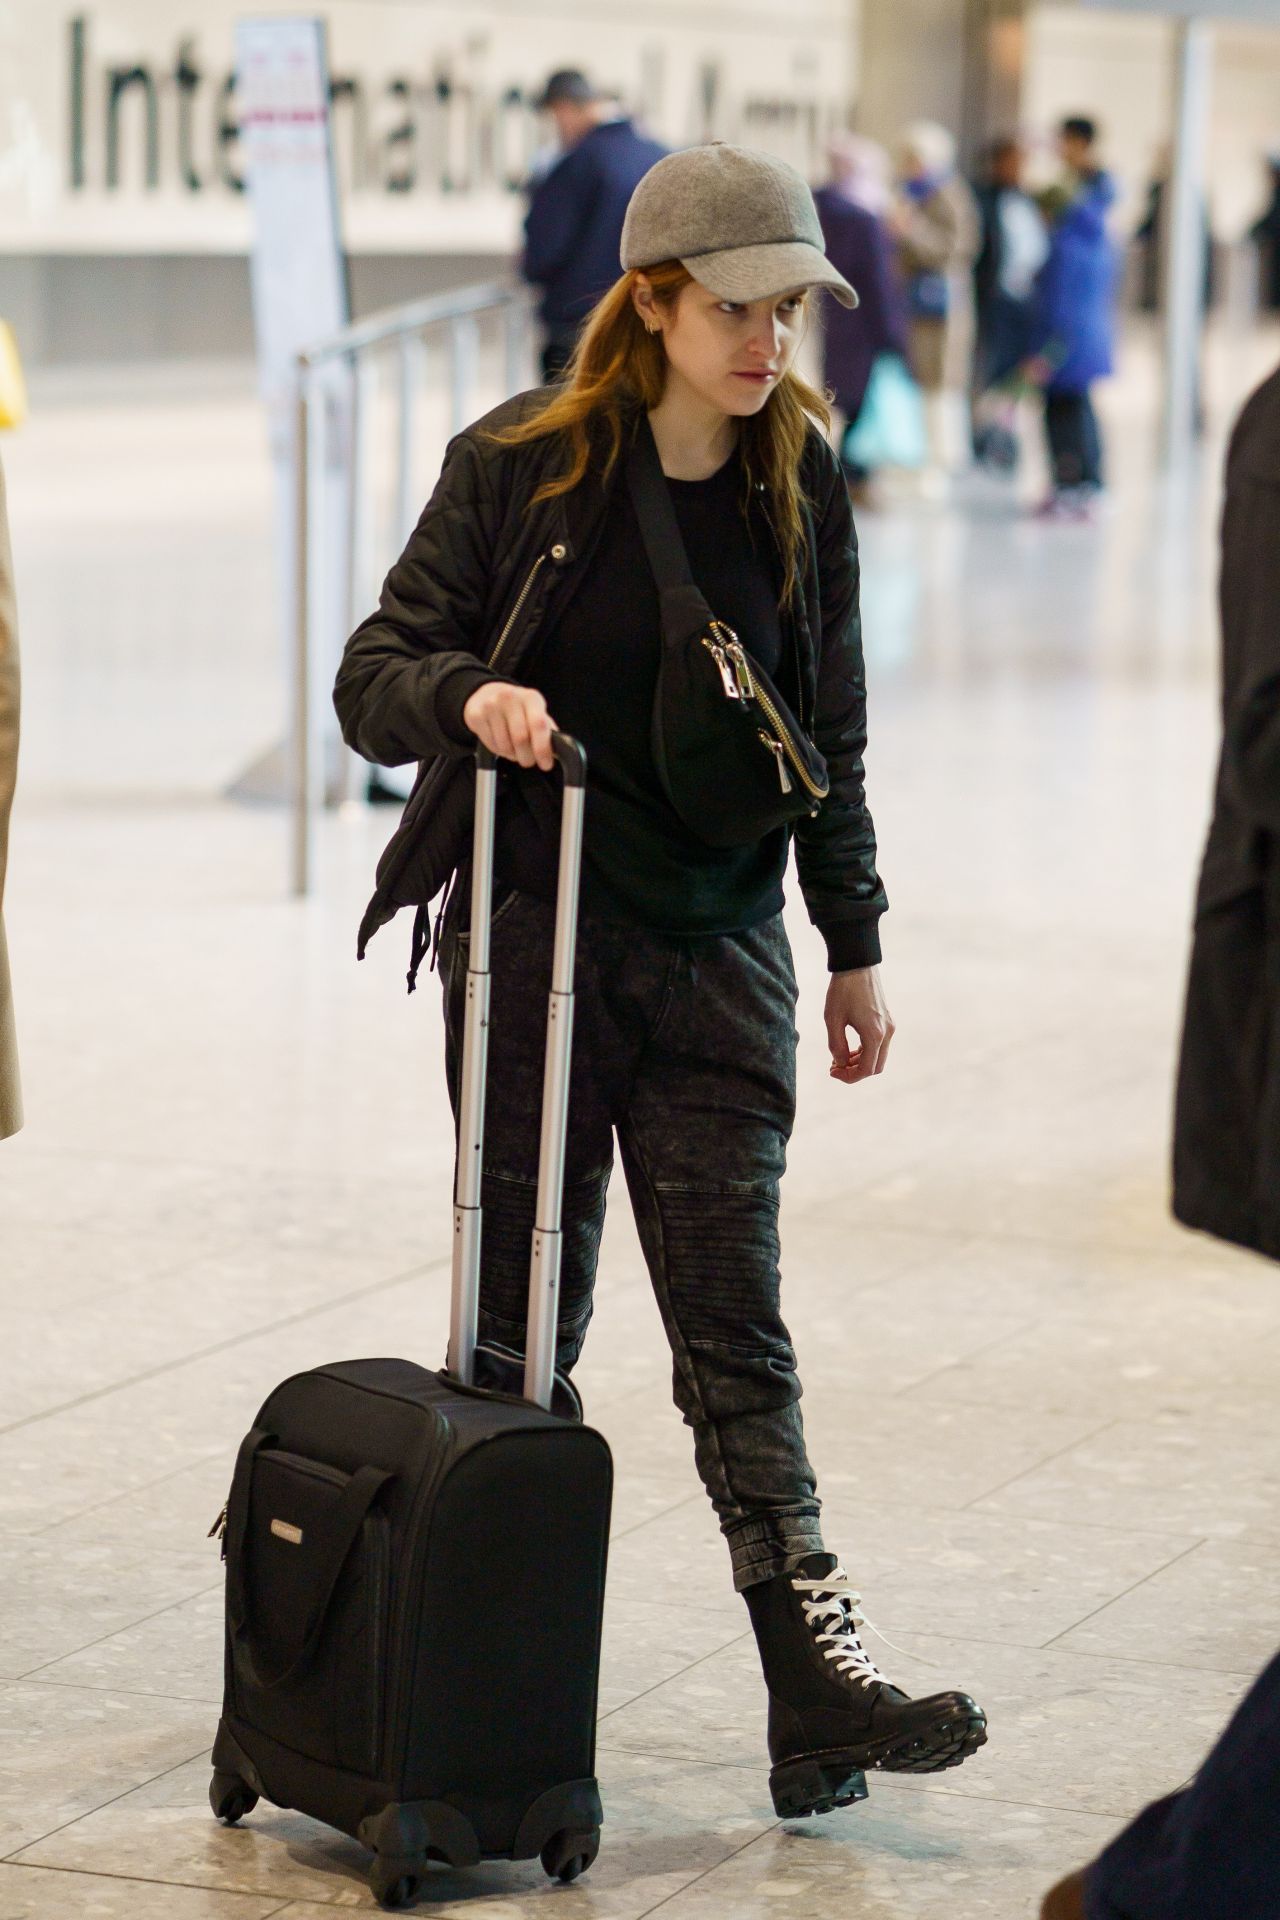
[857, 0, 1030, 160]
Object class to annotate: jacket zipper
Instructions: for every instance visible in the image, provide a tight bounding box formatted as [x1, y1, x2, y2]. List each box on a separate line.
[699, 622, 829, 804]
[486, 550, 551, 670]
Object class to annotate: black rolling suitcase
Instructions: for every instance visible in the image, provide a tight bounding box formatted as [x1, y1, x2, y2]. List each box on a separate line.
[208, 739, 613, 1911]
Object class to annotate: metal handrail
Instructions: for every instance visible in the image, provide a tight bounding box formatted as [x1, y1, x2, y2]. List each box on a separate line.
[291, 279, 534, 894]
[298, 281, 524, 369]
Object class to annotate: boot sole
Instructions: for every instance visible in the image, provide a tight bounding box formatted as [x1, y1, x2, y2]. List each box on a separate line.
[769, 1756, 870, 1819]
[770, 1704, 988, 1816]
[872, 1702, 988, 1774]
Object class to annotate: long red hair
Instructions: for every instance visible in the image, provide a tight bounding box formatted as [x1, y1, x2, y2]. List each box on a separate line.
[490, 262, 831, 603]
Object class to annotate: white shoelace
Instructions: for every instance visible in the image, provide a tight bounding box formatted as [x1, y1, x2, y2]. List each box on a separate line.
[791, 1565, 934, 1689]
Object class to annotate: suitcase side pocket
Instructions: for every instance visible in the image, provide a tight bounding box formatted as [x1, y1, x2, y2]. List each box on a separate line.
[226, 1440, 394, 1779]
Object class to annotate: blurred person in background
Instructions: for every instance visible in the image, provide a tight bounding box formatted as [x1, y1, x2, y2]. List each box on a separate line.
[1041, 358, 1280, 1920]
[1248, 153, 1280, 312]
[813, 133, 910, 500]
[1133, 141, 1214, 317]
[973, 136, 1047, 391]
[1024, 116, 1117, 521]
[522, 69, 666, 382]
[0, 450, 20, 1139]
[971, 135, 1048, 473]
[889, 120, 980, 487]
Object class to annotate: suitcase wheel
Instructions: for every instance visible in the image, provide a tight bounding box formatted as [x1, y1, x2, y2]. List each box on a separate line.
[209, 1770, 258, 1825]
[369, 1856, 422, 1910]
[540, 1826, 600, 1884]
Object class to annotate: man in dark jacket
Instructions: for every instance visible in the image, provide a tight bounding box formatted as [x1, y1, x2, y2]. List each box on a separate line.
[1173, 360, 1280, 1255]
[1040, 362, 1280, 1920]
[1041, 1653, 1280, 1918]
[1248, 155, 1280, 312]
[973, 136, 1047, 390]
[523, 71, 666, 380]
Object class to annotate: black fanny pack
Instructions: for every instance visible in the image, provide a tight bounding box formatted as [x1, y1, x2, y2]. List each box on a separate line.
[626, 421, 829, 850]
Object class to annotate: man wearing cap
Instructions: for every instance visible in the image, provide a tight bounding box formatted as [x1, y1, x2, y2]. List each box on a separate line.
[523, 69, 667, 381]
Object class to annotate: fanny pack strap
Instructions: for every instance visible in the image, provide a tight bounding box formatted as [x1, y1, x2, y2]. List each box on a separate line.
[625, 417, 703, 600]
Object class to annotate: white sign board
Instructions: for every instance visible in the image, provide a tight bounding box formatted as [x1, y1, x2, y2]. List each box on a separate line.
[1076, 0, 1280, 16]
[235, 17, 347, 416]
[0, 0, 855, 254]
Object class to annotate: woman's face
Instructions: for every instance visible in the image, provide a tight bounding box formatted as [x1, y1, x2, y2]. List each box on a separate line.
[647, 280, 809, 419]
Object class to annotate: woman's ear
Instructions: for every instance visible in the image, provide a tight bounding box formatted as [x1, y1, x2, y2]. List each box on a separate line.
[632, 275, 661, 336]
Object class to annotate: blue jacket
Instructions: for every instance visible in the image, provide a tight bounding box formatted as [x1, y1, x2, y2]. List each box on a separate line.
[1031, 171, 1118, 392]
[523, 119, 667, 334]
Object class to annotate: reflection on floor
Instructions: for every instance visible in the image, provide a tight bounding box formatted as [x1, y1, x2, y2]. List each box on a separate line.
[3, 325, 1280, 1917]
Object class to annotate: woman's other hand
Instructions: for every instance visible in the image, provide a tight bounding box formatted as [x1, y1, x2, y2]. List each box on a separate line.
[462, 683, 558, 772]
[825, 966, 895, 1084]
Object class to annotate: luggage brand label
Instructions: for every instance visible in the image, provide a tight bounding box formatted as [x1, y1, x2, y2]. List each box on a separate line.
[270, 1518, 303, 1545]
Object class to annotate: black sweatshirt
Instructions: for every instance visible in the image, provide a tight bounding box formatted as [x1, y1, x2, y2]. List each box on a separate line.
[478, 448, 795, 936]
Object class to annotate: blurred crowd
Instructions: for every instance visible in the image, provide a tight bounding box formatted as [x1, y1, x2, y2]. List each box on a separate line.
[520, 76, 1280, 523]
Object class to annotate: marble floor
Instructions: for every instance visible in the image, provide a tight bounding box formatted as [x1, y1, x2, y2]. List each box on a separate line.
[3, 325, 1280, 1918]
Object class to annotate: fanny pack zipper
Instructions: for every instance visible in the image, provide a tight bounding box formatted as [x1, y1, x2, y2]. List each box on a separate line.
[752, 679, 829, 801]
[699, 619, 829, 804]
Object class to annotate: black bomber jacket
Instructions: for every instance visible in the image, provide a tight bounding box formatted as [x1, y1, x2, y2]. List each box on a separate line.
[333, 390, 888, 982]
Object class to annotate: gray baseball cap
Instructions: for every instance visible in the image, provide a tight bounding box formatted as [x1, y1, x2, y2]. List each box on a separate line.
[621, 143, 858, 309]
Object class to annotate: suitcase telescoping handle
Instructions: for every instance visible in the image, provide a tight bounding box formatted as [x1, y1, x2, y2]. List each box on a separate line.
[448, 734, 587, 1411]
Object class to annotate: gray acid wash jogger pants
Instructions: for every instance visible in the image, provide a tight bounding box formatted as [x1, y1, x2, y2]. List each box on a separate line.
[440, 884, 824, 1591]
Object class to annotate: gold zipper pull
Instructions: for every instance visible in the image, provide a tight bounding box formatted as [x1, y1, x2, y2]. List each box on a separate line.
[702, 636, 740, 700]
[208, 1503, 228, 1545]
[759, 732, 793, 793]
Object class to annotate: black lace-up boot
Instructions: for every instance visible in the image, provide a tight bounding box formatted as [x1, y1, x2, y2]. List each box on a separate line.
[744, 1552, 988, 1817]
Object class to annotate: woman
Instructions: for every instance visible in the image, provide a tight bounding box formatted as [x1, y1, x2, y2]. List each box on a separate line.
[890, 121, 980, 480]
[813, 134, 911, 496]
[335, 142, 986, 1816]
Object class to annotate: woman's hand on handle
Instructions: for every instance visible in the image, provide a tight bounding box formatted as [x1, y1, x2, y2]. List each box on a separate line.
[825, 967, 895, 1085]
[463, 683, 558, 773]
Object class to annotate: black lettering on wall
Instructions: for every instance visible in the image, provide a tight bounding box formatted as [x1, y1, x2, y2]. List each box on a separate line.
[435, 71, 475, 194]
[106, 65, 160, 189]
[215, 72, 244, 192]
[174, 38, 203, 191]
[382, 78, 416, 193]
[494, 85, 532, 192]
[60, 22, 840, 206]
[329, 77, 369, 191]
[69, 15, 87, 188]
[741, 97, 822, 170]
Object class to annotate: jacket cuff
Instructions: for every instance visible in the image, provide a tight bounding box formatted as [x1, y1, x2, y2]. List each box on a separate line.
[434, 663, 504, 749]
[822, 918, 883, 973]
